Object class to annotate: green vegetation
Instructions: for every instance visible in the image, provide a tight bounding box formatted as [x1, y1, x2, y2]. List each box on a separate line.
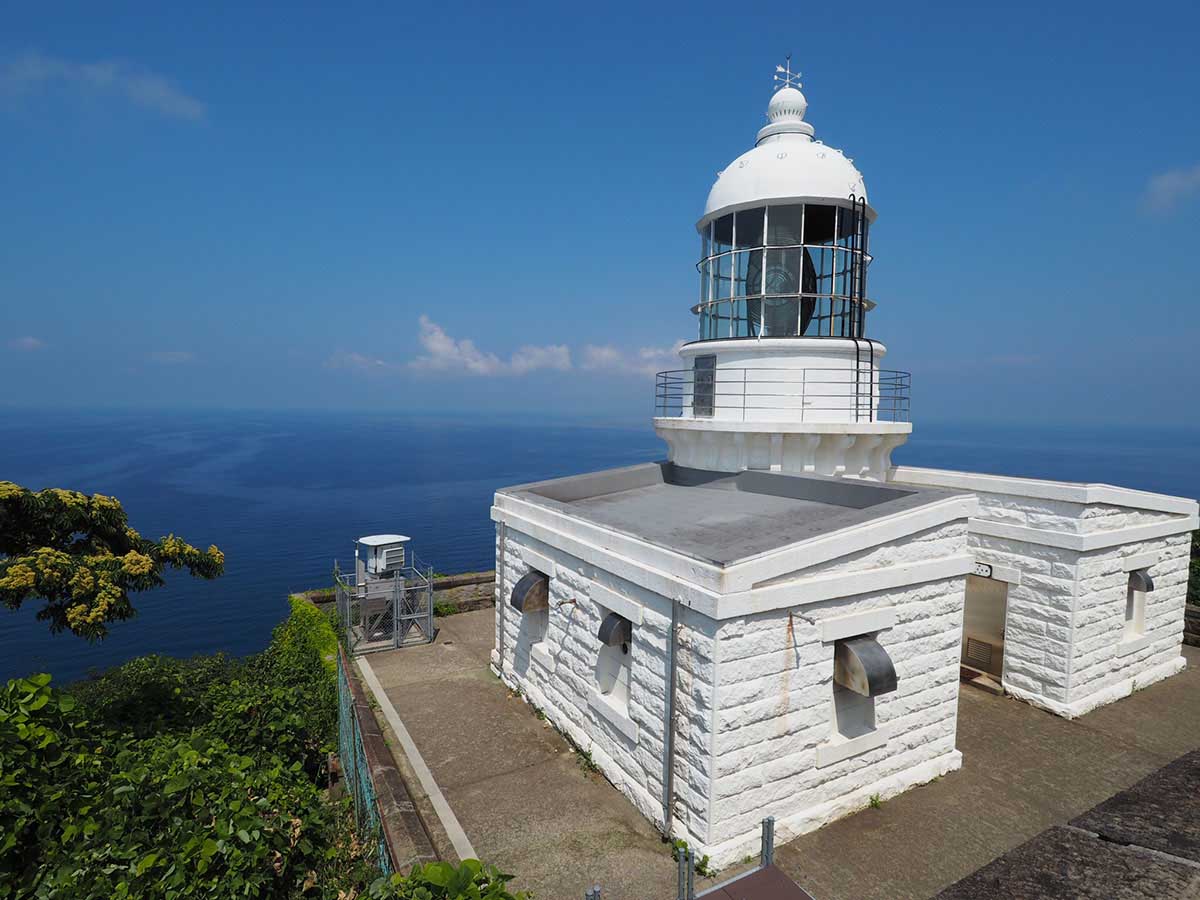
[366, 860, 525, 899]
[433, 599, 461, 618]
[0, 600, 526, 899]
[868, 793, 883, 809]
[0, 481, 224, 639]
[670, 839, 713, 877]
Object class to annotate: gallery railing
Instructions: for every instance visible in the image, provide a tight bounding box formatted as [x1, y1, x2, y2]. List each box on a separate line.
[654, 366, 910, 423]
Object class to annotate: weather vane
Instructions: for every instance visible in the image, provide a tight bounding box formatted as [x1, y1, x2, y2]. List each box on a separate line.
[774, 54, 802, 91]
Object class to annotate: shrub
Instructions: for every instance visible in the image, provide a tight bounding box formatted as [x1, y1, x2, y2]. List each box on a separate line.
[367, 860, 530, 899]
[0, 600, 350, 899]
[0, 599, 526, 899]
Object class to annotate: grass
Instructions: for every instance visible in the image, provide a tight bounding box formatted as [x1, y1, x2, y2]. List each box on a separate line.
[868, 793, 883, 809]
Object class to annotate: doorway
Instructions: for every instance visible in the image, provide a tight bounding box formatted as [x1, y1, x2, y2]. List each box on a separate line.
[961, 573, 1008, 681]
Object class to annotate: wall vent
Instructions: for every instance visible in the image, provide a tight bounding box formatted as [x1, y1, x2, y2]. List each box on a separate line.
[965, 637, 993, 670]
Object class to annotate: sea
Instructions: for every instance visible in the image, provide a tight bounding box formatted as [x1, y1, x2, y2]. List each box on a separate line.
[2, 409, 1197, 684]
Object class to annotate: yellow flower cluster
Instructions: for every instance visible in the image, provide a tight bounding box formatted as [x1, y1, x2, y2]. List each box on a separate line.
[91, 493, 122, 512]
[0, 481, 23, 501]
[207, 545, 225, 566]
[70, 567, 95, 595]
[46, 488, 88, 509]
[159, 534, 199, 562]
[0, 564, 36, 592]
[65, 576, 120, 630]
[30, 548, 73, 591]
[120, 550, 155, 577]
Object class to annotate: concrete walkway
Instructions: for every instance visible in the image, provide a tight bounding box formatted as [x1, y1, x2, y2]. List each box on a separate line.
[363, 608, 1200, 900]
[773, 643, 1200, 900]
[363, 609, 739, 899]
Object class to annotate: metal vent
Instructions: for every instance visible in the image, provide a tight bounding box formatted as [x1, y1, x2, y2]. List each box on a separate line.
[598, 612, 632, 647]
[965, 637, 993, 670]
[510, 570, 549, 613]
[1128, 568, 1154, 593]
[383, 546, 405, 570]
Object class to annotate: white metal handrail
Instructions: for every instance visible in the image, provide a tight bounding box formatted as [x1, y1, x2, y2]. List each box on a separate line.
[654, 366, 911, 423]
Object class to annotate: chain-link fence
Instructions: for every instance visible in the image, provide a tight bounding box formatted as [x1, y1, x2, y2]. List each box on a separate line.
[337, 648, 392, 875]
[335, 553, 435, 655]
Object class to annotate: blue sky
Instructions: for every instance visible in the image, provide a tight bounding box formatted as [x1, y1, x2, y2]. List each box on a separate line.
[2, 0, 1197, 424]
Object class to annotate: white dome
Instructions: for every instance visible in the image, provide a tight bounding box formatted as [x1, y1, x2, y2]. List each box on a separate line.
[702, 80, 869, 222]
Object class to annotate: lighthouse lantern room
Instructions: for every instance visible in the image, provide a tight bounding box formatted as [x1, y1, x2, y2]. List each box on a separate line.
[656, 61, 909, 480]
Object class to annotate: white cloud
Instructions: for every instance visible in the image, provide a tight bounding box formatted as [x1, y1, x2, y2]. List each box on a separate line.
[582, 341, 684, 376]
[148, 350, 195, 364]
[0, 51, 205, 121]
[8, 336, 45, 351]
[509, 343, 572, 374]
[409, 315, 571, 376]
[1142, 162, 1200, 214]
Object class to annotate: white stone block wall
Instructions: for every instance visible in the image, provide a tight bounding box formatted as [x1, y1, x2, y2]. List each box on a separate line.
[1068, 532, 1191, 715]
[494, 514, 972, 868]
[703, 528, 968, 865]
[491, 526, 716, 849]
[968, 531, 1079, 708]
[891, 468, 1197, 718]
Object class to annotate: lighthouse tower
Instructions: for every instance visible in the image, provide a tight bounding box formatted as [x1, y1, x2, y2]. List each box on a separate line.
[654, 62, 910, 480]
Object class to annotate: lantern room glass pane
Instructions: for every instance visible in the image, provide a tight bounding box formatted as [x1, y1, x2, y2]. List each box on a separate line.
[699, 260, 711, 303]
[765, 248, 801, 295]
[801, 297, 831, 336]
[767, 204, 803, 246]
[734, 249, 763, 299]
[837, 205, 857, 249]
[806, 246, 832, 295]
[713, 214, 734, 254]
[762, 297, 798, 336]
[803, 204, 836, 246]
[715, 254, 732, 300]
[732, 299, 750, 337]
[831, 248, 853, 297]
[701, 222, 712, 260]
[735, 207, 764, 249]
[711, 301, 731, 338]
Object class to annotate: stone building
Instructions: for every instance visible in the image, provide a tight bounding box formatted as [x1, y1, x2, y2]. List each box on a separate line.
[490, 64, 1198, 867]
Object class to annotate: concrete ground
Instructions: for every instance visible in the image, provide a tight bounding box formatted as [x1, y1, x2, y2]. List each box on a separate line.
[364, 608, 748, 900]
[364, 608, 1200, 900]
[774, 643, 1200, 900]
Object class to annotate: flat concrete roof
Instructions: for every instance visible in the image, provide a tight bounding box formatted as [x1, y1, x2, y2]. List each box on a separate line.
[499, 462, 963, 567]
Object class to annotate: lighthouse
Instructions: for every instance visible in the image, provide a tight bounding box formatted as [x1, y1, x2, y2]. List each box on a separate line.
[655, 62, 909, 480]
[489, 62, 1198, 869]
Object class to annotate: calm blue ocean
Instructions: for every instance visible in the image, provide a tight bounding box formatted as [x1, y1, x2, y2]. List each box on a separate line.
[2, 410, 1197, 683]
